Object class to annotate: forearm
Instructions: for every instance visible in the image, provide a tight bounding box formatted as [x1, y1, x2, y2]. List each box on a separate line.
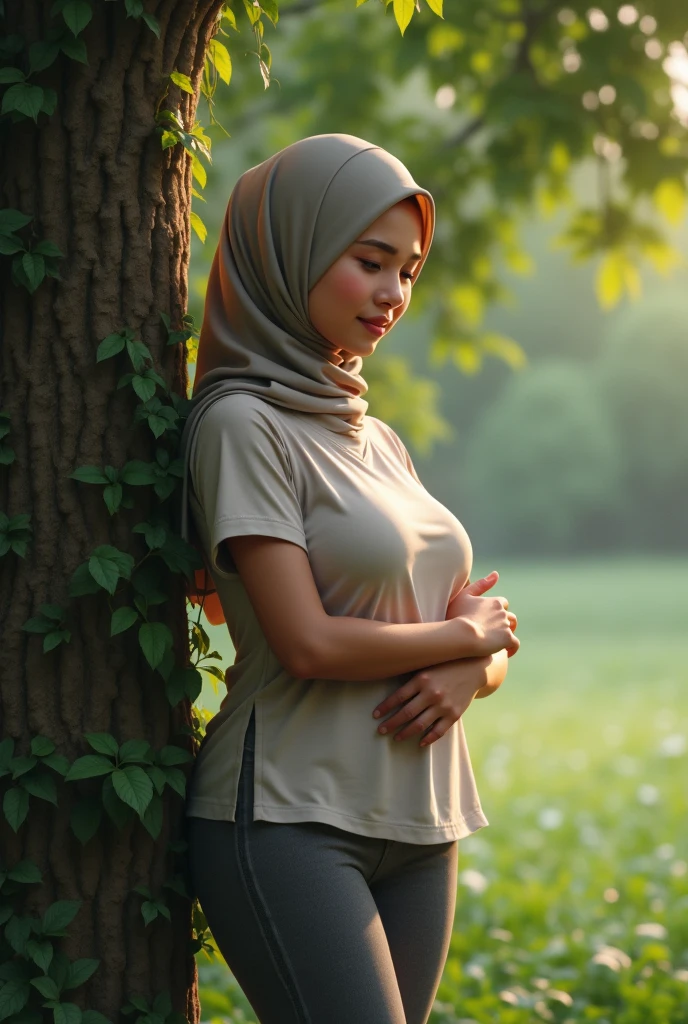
[308, 615, 478, 681]
[446, 583, 510, 695]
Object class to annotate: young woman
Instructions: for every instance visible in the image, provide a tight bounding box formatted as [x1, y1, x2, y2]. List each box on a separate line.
[179, 133, 518, 1024]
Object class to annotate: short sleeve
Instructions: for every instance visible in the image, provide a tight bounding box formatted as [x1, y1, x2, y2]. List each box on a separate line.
[191, 395, 307, 577]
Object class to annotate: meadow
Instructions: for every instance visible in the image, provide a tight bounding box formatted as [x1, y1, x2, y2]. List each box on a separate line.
[194, 556, 688, 1023]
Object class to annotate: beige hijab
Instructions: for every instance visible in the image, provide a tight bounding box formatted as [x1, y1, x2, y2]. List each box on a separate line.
[179, 133, 435, 545]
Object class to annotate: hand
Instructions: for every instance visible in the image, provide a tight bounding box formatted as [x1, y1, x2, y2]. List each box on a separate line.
[371, 656, 491, 748]
[449, 571, 519, 659]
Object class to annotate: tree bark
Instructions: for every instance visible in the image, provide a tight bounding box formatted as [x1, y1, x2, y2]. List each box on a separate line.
[0, 1, 224, 1019]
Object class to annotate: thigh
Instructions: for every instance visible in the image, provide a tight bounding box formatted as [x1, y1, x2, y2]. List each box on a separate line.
[371, 839, 458, 1024]
[186, 745, 407, 1023]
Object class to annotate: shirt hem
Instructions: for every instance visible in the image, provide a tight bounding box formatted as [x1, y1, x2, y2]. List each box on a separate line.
[186, 797, 489, 844]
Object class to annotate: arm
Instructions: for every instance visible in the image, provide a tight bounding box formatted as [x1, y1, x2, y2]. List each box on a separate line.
[445, 579, 510, 698]
[225, 536, 506, 681]
[473, 647, 509, 698]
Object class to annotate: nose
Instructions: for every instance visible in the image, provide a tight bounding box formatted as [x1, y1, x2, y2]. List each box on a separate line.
[376, 278, 405, 311]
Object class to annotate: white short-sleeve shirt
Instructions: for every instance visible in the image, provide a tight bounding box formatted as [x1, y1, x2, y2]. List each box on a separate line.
[186, 393, 489, 843]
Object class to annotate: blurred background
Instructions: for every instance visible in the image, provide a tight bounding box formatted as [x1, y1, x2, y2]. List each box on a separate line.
[187, 1, 688, 1020]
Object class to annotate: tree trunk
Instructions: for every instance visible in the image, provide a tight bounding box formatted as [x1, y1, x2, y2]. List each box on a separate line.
[0, 1, 223, 1019]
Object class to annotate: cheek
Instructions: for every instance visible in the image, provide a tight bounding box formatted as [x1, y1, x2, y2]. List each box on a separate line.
[326, 264, 370, 307]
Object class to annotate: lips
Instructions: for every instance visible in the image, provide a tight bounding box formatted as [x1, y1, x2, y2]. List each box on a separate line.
[358, 317, 391, 327]
[357, 318, 387, 337]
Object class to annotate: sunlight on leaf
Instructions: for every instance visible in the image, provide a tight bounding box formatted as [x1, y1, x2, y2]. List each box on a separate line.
[653, 179, 686, 226]
[392, 0, 414, 36]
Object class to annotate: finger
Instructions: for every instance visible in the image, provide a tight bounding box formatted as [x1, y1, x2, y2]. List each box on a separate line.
[377, 693, 429, 736]
[464, 571, 498, 595]
[506, 634, 520, 656]
[393, 707, 442, 743]
[419, 716, 455, 748]
[372, 676, 423, 719]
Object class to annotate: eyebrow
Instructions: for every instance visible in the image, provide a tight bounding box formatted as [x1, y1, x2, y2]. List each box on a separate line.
[356, 238, 423, 261]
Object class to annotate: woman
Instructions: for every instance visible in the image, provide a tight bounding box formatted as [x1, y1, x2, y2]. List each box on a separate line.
[179, 133, 518, 1024]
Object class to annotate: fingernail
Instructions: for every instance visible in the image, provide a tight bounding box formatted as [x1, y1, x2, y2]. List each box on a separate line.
[378, 727, 387, 734]
[373, 710, 381, 718]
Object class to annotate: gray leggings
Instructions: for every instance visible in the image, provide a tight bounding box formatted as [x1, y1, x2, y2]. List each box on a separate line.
[186, 709, 459, 1024]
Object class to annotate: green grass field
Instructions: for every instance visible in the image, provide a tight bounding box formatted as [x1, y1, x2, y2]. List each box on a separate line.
[195, 556, 688, 1023]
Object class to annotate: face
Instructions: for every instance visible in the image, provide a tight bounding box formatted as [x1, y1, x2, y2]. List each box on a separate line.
[308, 198, 424, 362]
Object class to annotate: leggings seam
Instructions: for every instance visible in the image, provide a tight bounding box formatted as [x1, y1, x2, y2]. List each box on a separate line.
[237, 758, 311, 1024]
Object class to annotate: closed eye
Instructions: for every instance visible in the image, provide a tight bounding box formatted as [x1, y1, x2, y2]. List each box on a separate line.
[358, 258, 416, 282]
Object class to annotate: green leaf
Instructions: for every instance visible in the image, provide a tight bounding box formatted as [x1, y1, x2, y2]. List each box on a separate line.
[140, 901, 159, 926]
[42, 900, 82, 937]
[162, 767, 185, 799]
[157, 745, 192, 767]
[44, 629, 70, 653]
[138, 622, 173, 670]
[60, 33, 88, 63]
[22, 251, 46, 291]
[5, 914, 32, 954]
[141, 792, 163, 839]
[81, 1012, 110, 1024]
[70, 466, 109, 485]
[25, 938, 54, 973]
[0, 234, 24, 255]
[3, 786, 29, 832]
[146, 765, 167, 796]
[30, 975, 61, 1000]
[1, 83, 45, 122]
[28, 39, 62, 73]
[10, 755, 38, 778]
[101, 774, 134, 829]
[152, 992, 172, 1017]
[30, 736, 55, 758]
[111, 766, 153, 816]
[0, 979, 30, 1020]
[653, 178, 686, 227]
[62, 0, 92, 37]
[208, 39, 232, 84]
[170, 70, 194, 94]
[110, 606, 139, 637]
[102, 483, 122, 515]
[118, 739, 152, 764]
[33, 241, 63, 260]
[41, 752, 70, 776]
[68, 562, 101, 597]
[120, 460, 157, 485]
[63, 958, 99, 991]
[53, 1003, 83, 1024]
[0, 67, 25, 84]
[69, 797, 102, 845]
[22, 616, 53, 634]
[190, 211, 207, 244]
[142, 12, 161, 37]
[88, 554, 120, 595]
[84, 732, 119, 757]
[96, 332, 126, 362]
[21, 768, 58, 805]
[0, 209, 32, 234]
[392, 0, 414, 34]
[8, 860, 42, 884]
[65, 755, 114, 782]
[165, 665, 201, 707]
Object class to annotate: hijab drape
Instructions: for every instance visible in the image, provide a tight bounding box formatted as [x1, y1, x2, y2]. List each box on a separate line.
[178, 133, 435, 617]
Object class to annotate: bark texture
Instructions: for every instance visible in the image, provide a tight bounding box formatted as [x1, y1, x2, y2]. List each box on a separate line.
[0, 1, 224, 1019]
